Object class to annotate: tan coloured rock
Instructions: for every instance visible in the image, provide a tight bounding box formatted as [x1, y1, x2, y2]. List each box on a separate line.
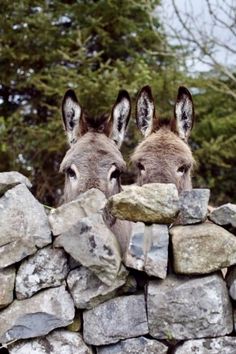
[0, 267, 15, 309]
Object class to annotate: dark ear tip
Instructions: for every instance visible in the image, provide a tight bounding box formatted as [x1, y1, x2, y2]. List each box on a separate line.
[116, 89, 131, 103]
[139, 85, 153, 99]
[177, 86, 192, 99]
[63, 89, 78, 103]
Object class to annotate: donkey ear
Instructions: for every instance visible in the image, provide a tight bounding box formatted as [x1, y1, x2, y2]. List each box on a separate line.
[62, 89, 82, 145]
[136, 85, 155, 137]
[174, 86, 194, 142]
[111, 90, 131, 148]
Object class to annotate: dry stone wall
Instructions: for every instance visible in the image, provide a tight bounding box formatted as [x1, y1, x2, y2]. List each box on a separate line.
[0, 171, 236, 354]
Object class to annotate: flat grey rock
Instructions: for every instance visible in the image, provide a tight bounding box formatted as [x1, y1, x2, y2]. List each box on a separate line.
[209, 203, 236, 228]
[0, 285, 75, 344]
[171, 223, 236, 274]
[49, 188, 107, 235]
[16, 246, 69, 299]
[175, 336, 236, 353]
[226, 265, 236, 300]
[83, 294, 148, 345]
[97, 336, 168, 354]
[67, 266, 128, 309]
[147, 273, 233, 340]
[0, 172, 32, 196]
[0, 184, 51, 268]
[8, 330, 92, 354]
[0, 267, 15, 309]
[107, 183, 179, 223]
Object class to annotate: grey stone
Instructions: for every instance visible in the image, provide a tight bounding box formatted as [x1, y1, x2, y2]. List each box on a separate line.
[171, 223, 236, 274]
[107, 183, 179, 223]
[9, 330, 92, 354]
[125, 223, 169, 279]
[147, 273, 233, 340]
[209, 203, 236, 228]
[0, 285, 75, 344]
[226, 265, 236, 300]
[0, 184, 51, 268]
[54, 213, 122, 286]
[0, 267, 15, 309]
[175, 336, 236, 354]
[97, 337, 168, 354]
[67, 266, 128, 309]
[83, 294, 148, 345]
[0, 172, 32, 196]
[177, 189, 210, 224]
[16, 246, 69, 299]
[49, 188, 107, 235]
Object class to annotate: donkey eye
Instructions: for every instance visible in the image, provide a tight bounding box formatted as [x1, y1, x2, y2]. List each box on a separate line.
[177, 165, 188, 174]
[67, 167, 76, 179]
[110, 169, 120, 180]
[137, 162, 145, 172]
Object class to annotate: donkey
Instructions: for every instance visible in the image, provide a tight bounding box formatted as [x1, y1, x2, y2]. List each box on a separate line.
[131, 85, 195, 192]
[60, 88, 131, 253]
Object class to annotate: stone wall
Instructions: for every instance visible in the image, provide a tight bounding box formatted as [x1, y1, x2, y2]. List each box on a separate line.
[0, 171, 236, 354]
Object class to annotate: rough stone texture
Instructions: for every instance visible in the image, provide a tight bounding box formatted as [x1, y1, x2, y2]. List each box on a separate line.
[0, 184, 51, 268]
[49, 188, 107, 235]
[54, 213, 122, 286]
[226, 265, 236, 300]
[147, 273, 233, 340]
[175, 336, 236, 354]
[171, 223, 236, 274]
[83, 294, 148, 345]
[97, 337, 168, 354]
[209, 203, 236, 228]
[67, 266, 128, 309]
[0, 285, 75, 344]
[0, 172, 32, 196]
[0, 267, 15, 309]
[177, 189, 210, 224]
[9, 330, 92, 354]
[107, 183, 179, 223]
[125, 223, 169, 279]
[15, 246, 69, 299]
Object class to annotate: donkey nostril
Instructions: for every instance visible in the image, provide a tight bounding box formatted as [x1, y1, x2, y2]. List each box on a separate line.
[137, 162, 145, 171]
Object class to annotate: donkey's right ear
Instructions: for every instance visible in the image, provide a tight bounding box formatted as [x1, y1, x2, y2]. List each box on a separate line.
[136, 85, 155, 137]
[62, 89, 82, 145]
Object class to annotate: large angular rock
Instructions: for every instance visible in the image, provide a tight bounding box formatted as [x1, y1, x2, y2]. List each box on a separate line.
[175, 336, 236, 354]
[67, 266, 128, 309]
[209, 203, 236, 228]
[83, 294, 148, 345]
[107, 183, 179, 223]
[171, 223, 236, 274]
[0, 184, 51, 268]
[0, 285, 75, 344]
[0, 267, 15, 309]
[49, 188, 107, 235]
[16, 246, 69, 299]
[8, 330, 92, 354]
[54, 213, 122, 286]
[226, 265, 236, 300]
[125, 223, 169, 279]
[0, 171, 32, 196]
[177, 189, 210, 224]
[97, 337, 168, 354]
[147, 273, 233, 340]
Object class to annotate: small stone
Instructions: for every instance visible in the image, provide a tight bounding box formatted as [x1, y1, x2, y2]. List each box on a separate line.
[0, 184, 51, 268]
[54, 213, 122, 286]
[83, 294, 148, 345]
[171, 223, 236, 274]
[0, 172, 32, 196]
[0, 267, 15, 309]
[177, 189, 210, 224]
[0, 285, 75, 344]
[67, 310, 82, 332]
[49, 188, 107, 235]
[125, 222, 146, 271]
[175, 336, 236, 354]
[67, 266, 128, 309]
[209, 203, 236, 228]
[97, 337, 168, 354]
[15, 246, 69, 299]
[226, 265, 236, 300]
[8, 330, 92, 354]
[147, 273, 233, 340]
[107, 183, 179, 223]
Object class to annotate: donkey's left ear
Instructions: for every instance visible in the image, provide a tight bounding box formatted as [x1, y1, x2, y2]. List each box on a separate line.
[111, 90, 131, 148]
[174, 86, 194, 142]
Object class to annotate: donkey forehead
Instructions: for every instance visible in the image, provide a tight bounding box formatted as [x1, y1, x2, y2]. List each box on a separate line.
[60, 132, 125, 172]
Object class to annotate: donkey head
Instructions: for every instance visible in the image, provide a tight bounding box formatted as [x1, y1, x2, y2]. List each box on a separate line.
[60, 89, 131, 202]
[132, 86, 195, 192]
